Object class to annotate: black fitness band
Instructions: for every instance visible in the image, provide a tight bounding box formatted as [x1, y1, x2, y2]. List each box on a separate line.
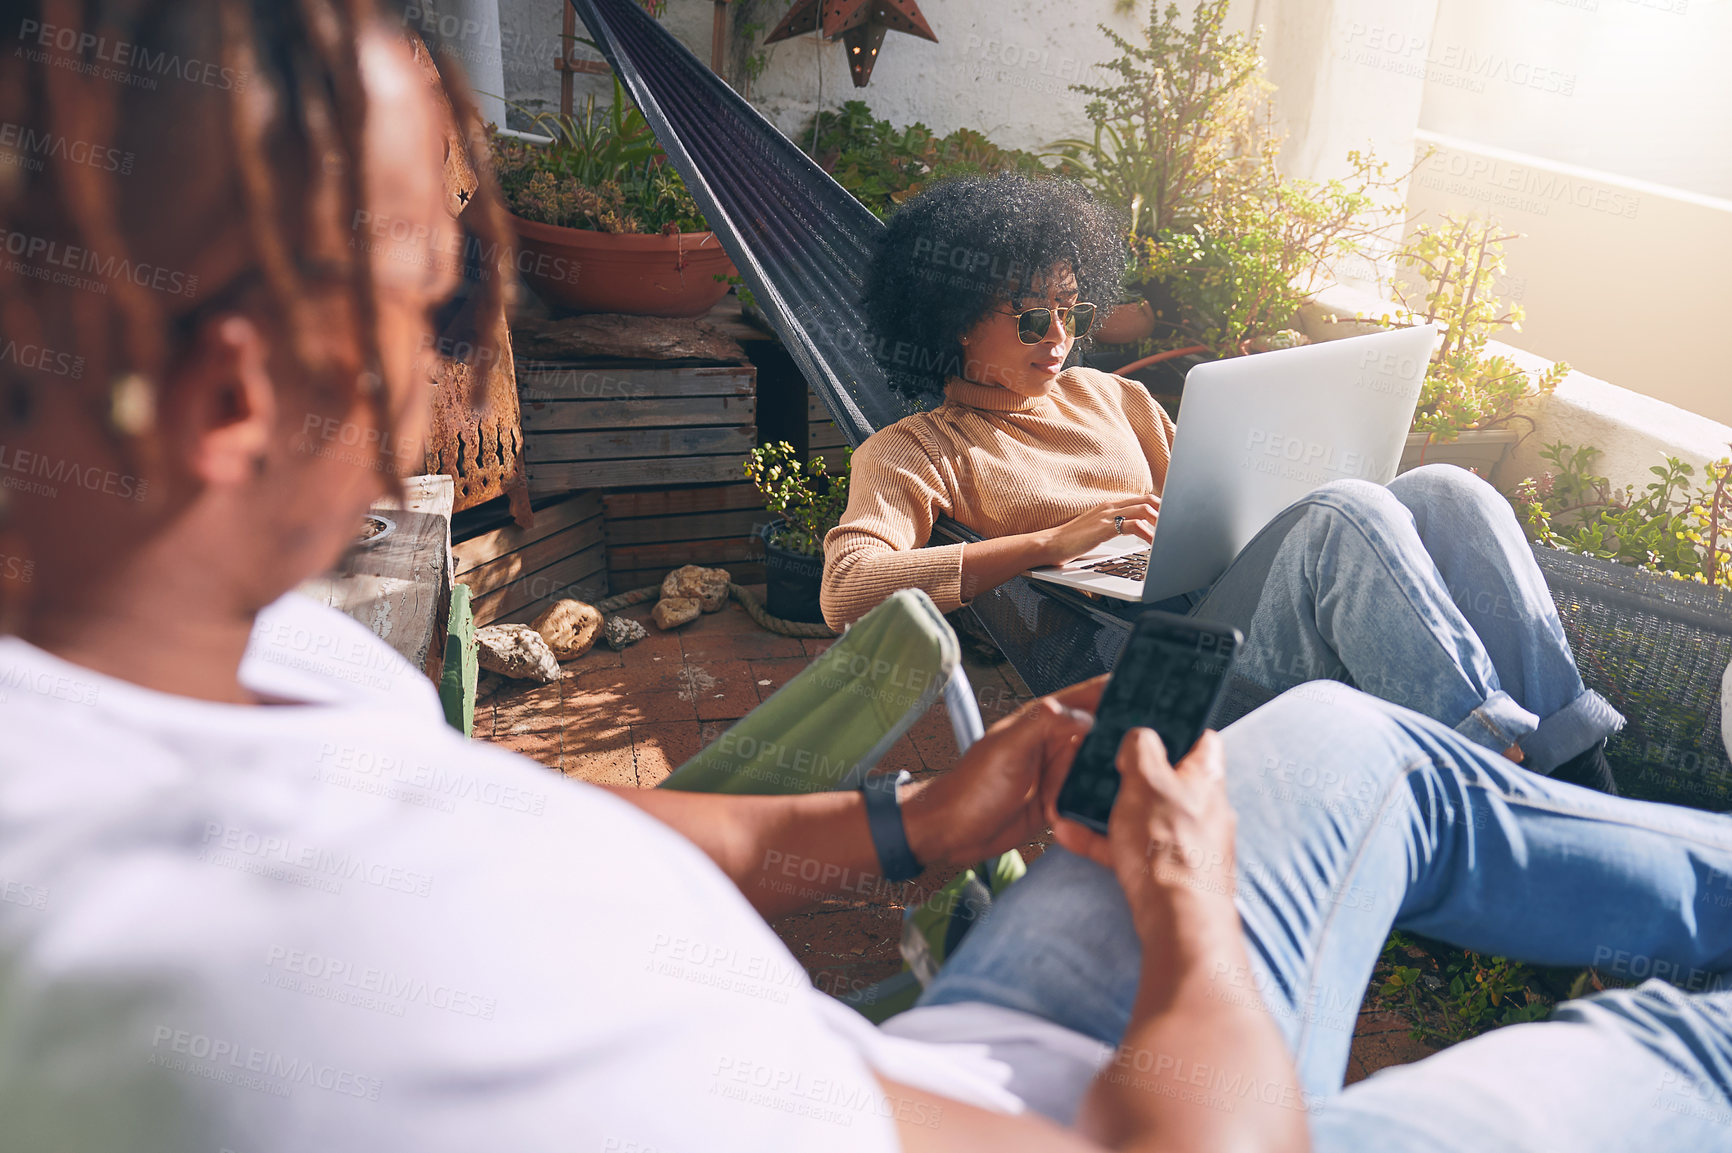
[860, 769, 923, 883]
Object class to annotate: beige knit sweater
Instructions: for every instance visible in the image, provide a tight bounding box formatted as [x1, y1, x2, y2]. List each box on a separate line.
[820, 367, 1177, 629]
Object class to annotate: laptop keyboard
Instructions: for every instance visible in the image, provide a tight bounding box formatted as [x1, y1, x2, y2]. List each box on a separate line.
[1083, 549, 1150, 581]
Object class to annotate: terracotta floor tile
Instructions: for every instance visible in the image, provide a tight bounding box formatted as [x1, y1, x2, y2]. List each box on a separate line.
[680, 628, 808, 664]
[613, 690, 698, 725]
[467, 699, 496, 742]
[593, 659, 687, 697]
[771, 904, 905, 997]
[473, 672, 509, 706]
[907, 699, 964, 766]
[1345, 1010, 1440, 1083]
[701, 598, 763, 632]
[746, 656, 812, 703]
[696, 719, 732, 751]
[561, 731, 637, 789]
[563, 645, 624, 675]
[563, 686, 634, 729]
[619, 627, 685, 670]
[492, 727, 564, 772]
[489, 680, 567, 733]
[562, 677, 690, 727]
[872, 736, 929, 778]
[631, 720, 707, 787]
[968, 666, 1031, 728]
[681, 659, 761, 723]
[801, 637, 837, 659]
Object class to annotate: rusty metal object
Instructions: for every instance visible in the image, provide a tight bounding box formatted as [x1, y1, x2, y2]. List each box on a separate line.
[410, 36, 533, 526]
[424, 309, 531, 523]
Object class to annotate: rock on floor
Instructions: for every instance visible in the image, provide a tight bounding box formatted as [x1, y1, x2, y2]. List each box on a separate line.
[533, 599, 604, 660]
[651, 597, 702, 630]
[475, 624, 561, 683]
[603, 614, 647, 650]
[661, 565, 731, 613]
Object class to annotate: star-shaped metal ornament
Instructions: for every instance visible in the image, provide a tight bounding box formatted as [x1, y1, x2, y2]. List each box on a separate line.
[764, 0, 937, 87]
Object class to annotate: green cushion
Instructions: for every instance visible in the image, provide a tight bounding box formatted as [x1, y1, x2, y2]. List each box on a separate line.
[661, 589, 959, 795]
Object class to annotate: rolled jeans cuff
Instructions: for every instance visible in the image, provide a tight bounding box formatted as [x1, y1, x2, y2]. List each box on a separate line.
[1517, 688, 1627, 774]
[1452, 690, 1539, 754]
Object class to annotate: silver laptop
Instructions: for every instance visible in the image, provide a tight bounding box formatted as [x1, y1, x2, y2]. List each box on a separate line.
[1025, 326, 1440, 604]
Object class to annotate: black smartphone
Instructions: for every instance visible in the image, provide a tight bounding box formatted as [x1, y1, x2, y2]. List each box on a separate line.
[1055, 611, 1242, 834]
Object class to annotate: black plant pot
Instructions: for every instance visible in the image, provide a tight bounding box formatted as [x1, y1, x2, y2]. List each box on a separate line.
[760, 519, 826, 624]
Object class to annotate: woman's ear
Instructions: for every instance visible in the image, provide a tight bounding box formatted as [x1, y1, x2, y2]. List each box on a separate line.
[175, 316, 279, 488]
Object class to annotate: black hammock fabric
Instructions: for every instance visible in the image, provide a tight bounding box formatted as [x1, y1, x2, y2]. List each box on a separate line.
[564, 0, 1142, 700]
[566, 0, 917, 446]
[563, 0, 1732, 809]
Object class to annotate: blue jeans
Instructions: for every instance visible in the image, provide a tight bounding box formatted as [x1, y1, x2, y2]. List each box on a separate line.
[917, 686, 1732, 1150]
[1178, 464, 1624, 772]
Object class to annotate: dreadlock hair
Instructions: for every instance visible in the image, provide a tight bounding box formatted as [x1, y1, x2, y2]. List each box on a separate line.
[0, 0, 512, 504]
[862, 173, 1129, 406]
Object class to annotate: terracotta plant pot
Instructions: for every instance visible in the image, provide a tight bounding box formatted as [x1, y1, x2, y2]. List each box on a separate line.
[510, 214, 736, 317]
[1095, 299, 1157, 345]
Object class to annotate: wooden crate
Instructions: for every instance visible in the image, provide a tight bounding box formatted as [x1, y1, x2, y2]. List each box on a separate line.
[453, 490, 607, 626]
[517, 364, 757, 498]
[805, 388, 851, 468]
[602, 482, 768, 593]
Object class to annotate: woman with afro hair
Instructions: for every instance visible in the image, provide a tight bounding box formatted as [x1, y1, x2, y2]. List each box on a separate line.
[822, 173, 1622, 790]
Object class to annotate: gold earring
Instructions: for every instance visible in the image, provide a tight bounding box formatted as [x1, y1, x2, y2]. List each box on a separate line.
[108, 373, 157, 437]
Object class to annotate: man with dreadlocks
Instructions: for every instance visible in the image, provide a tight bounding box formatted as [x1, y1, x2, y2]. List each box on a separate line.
[1, 5, 1730, 1153]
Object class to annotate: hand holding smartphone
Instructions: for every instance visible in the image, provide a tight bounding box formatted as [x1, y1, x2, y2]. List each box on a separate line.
[1054, 611, 1242, 834]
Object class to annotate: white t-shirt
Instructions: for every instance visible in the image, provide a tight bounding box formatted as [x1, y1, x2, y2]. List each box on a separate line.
[0, 597, 1102, 1151]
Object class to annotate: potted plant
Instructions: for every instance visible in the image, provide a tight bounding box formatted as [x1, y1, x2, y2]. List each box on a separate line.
[1381, 214, 1569, 475]
[1511, 442, 1732, 585]
[803, 99, 1051, 220]
[491, 76, 735, 317]
[1056, 0, 1402, 365]
[745, 441, 851, 623]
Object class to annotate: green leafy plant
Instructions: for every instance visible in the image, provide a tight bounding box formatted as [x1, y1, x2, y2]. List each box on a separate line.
[731, 0, 793, 93]
[1509, 441, 1732, 585]
[1374, 932, 1558, 1048]
[1129, 148, 1398, 355]
[745, 441, 852, 556]
[1055, 1, 1404, 356]
[1381, 214, 1569, 441]
[803, 100, 1051, 220]
[713, 272, 757, 309]
[1056, 0, 1269, 240]
[491, 75, 706, 234]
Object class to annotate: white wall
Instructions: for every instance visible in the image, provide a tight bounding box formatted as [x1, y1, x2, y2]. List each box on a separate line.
[488, 2, 1424, 181]
[739, 0, 1141, 150]
[491, 0, 717, 120]
[1419, 0, 1731, 200]
[477, 0, 1730, 425]
[1405, 131, 1732, 426]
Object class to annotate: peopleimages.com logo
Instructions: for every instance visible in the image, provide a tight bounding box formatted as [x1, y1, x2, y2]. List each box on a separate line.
[16, 18, 249, 92]
[0, 445, 147, 501]
[0, 227, 199, 298]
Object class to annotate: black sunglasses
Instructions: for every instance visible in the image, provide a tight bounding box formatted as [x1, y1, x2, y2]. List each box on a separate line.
[1007, 301, 1097, 345]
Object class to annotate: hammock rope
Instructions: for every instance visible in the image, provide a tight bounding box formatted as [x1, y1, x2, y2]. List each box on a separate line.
[591, 584, 837, 639]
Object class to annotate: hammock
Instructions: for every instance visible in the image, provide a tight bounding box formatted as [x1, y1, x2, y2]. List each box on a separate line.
[564, 0, 1131, 693]
[563, 0, 1732, 810]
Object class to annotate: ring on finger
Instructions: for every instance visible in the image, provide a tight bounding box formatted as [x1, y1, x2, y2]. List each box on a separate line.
[1114, 515, 1125, 535]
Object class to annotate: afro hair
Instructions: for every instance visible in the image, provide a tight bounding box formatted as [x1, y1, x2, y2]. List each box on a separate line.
[861, 173, 1129, 404]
